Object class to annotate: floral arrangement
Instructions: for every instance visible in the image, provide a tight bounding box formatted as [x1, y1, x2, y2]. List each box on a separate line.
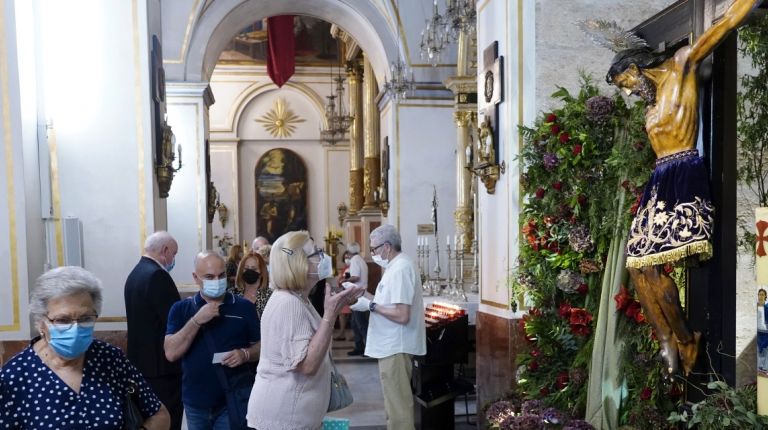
[484, 393, 595, 429]
[512, 75, 677, 424]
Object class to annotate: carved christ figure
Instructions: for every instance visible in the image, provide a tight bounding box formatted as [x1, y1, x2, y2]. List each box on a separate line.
[600, 0, 760, 375]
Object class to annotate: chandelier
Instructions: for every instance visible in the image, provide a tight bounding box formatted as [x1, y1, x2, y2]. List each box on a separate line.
[444, 0, 476, 39]
[419, 0, 450, 66]
[320, 67, 354, 144]
[386, 0, 416, 101]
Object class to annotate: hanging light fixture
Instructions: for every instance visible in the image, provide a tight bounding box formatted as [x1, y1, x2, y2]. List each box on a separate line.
[385, 0, 416, 101]
[419, 0, 450, 67]
[444, 0, 476, 40]
[320, 58, 353, 144]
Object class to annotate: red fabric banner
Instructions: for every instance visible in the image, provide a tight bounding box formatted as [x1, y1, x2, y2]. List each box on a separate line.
[266, 15, 295, 88]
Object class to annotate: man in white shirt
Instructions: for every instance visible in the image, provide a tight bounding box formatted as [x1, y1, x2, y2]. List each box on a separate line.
[345, 242, 369, 356]
[354, 224, 425, 430]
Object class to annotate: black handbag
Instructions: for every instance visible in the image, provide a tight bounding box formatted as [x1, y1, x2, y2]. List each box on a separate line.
[123, 379, 144, 430]
[327, 353, 353, 412]
[202, 329, 254, 430]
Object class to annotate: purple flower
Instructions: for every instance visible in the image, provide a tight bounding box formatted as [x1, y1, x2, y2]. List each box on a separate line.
[585, 95, 615, 124]
[563, 419, 596, 430]
[541, 407, 568, 425]
[504, 414, 544, 430]
[543, 153, 560, 170]
[485, 400, 516, 424]
[521, 399, 544, 415]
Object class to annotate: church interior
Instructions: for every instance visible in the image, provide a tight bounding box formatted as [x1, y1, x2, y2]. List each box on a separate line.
[2, 0, 768, 428]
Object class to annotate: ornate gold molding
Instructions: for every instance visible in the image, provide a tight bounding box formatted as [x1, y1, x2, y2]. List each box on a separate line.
[349, 168, 364, 215]
[453, 111, 476, 128]
[254, 97, 305, 138]
[363, 156, 381, 209]
[454, 207, 474, 253]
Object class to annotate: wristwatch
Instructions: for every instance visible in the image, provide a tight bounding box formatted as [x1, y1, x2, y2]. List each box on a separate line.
[369, 301, 377, 313]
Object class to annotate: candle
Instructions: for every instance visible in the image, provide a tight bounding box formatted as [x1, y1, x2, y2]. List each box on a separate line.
[446, 235, 450, 246]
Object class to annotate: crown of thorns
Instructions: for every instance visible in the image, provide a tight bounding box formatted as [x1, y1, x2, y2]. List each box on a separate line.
[577, 19, 649, 52]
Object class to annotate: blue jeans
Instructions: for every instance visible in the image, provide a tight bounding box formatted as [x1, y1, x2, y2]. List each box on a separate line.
[184, 403, 230, 430]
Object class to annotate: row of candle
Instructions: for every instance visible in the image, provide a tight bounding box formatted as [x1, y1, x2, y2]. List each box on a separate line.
[417, 234, 464, 249]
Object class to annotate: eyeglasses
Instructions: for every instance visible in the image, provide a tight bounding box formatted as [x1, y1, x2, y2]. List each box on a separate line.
[370, 243, 386, 255]
[45, 314, 98, 330]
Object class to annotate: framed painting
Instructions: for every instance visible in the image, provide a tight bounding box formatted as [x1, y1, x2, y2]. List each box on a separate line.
[255, 148, 308, 242]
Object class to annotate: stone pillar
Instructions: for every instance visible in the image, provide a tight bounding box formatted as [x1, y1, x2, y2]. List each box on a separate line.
[444, 77, 477, 252]
[453, 110, 475, 252]
[347, 61, 364, 215]
[362, 55, 381, 210]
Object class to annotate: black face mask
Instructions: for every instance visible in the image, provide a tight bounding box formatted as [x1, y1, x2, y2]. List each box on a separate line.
[243, 269, 260, 285]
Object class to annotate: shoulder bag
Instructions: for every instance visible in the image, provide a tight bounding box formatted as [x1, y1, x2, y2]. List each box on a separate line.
[327, 353, 353, 412]
[123, 379, 144, 430]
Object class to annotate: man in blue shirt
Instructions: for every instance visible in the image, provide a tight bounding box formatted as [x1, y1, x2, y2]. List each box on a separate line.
[165, 250, 260, 430]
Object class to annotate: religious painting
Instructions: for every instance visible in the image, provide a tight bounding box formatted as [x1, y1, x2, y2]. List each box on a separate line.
[255, 148, 308, 242]
[218, 16, 341, 66]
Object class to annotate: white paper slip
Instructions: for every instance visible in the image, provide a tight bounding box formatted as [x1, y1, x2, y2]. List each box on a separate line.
[212, 352, 228, 364]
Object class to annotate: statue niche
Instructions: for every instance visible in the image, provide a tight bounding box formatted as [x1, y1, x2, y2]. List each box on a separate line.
[255, 148, 308, 242]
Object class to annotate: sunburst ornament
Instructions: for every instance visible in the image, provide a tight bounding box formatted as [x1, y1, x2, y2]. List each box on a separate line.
[255, 98, 305, 138]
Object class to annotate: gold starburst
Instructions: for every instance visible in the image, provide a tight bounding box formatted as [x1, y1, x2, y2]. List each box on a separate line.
[255, 98, 305, 138]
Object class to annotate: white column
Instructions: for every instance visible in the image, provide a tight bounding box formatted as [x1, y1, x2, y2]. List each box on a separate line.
[166, 83, 213, 290]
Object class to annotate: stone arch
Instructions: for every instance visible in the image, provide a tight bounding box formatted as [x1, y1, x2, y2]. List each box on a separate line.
[178, 0, 397, 85]
[216, 81, 328, 134]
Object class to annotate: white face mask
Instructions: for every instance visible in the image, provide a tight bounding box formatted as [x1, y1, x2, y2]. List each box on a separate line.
[344, 258, 351, 265]
[315, 254, 333, 279]
[372, 254, 388, 269]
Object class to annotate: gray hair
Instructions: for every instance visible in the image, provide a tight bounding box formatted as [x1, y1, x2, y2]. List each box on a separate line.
[144, 231, 175, 253]
[251, 236, 269, 252]
[29, 266, 103, 323]
[346, 242, 361, 255]
[194, 250, 225, 268]
[370, 224, 402, 252]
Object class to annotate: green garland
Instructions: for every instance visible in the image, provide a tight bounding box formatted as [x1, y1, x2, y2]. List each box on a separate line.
[514, 75, 679, 424]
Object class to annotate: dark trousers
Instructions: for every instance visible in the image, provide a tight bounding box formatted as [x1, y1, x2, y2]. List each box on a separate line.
[146, 374, 183, 430]
[350, 310, 369, 352]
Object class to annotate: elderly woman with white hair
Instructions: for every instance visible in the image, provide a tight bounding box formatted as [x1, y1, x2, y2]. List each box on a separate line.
[0, 266, 170, 429]
[246, 231, 365, 430]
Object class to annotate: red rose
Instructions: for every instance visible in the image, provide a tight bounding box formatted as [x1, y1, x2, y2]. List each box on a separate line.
[558, 302, 572, 319]
[552, 182, 562, 191]
[546, 113, 557, 123]
[577, 194, 587, 206]
[535, 187, 546, 199]
[634, 311, 646, 324]
[640, 387, 652, 401]
[569, 308, 593, 326]
[577, 283, 588, 295]
[528, 360, 539, 371]
[572, 144, 583, 155]
[539, 386, 550, 396]
[614, 285, 633, 311]
[551, 124, 561, 135]
[531, 348, 541, 358]
[556, 371, 570, 389]
[570, 324, 591, 337]
[559, 132, 570, 143]
[625, 301, 642, 320]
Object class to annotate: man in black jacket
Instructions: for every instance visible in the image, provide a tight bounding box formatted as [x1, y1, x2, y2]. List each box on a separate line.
[124, 231, 182, 429]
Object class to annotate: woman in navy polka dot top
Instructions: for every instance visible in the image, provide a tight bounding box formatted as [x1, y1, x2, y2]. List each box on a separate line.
[0, 267, 170, 429]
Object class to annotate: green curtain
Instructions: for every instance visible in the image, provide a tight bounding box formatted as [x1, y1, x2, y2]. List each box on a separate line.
[585, 188, 629, 430]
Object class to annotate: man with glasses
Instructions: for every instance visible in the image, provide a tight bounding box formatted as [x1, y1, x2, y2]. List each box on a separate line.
[164, 251, 261, 430]
[352, 224, 425, 430]
[124, 230, 183, 429]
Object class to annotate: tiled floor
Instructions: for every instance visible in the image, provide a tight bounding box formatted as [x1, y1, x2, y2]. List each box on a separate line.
[329, 332, 478, 430]
[182, 330, 478, 429]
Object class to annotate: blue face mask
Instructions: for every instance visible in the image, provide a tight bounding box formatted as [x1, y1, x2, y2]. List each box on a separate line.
[202, 278, 227, 298]
[166, 257, 176, 272]
[46, 323, 94, 359]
